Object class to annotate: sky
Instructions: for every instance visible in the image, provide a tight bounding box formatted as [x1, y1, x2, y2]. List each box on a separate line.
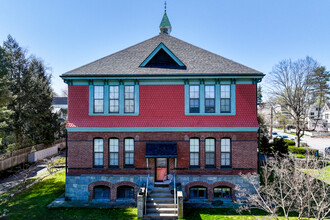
[1, 0, 330, 96]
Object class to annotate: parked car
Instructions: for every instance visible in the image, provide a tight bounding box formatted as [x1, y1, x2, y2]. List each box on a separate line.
[325, 147, 330, 157]
[272, 132, 280, 139]
[282, 135, 290, 140]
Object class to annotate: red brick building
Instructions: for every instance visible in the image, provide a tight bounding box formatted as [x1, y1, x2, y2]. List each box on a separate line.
[62, 11, 263, 210]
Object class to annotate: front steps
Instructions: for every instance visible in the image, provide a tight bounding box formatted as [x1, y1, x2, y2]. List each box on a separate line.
[143, 186, 177, 219]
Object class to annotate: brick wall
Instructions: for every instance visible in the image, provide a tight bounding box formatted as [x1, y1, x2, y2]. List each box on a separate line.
[67, 132, 257, 176]
[67, 84, 258, 128]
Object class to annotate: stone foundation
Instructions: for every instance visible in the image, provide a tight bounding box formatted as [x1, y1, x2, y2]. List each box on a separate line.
[65, 174, 256, 202]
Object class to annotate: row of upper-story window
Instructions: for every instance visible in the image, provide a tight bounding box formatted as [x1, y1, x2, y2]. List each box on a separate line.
[89, 83, 235, 116]
[93, 137, 232, 168]
[189, 138, 231, 168]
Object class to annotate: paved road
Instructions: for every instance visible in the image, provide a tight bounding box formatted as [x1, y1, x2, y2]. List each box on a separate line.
[273, 129, 330, 156]
[0, 153, 64, 195]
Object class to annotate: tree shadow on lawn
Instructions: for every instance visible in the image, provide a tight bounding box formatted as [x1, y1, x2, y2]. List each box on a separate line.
[183, 208, 274, 220]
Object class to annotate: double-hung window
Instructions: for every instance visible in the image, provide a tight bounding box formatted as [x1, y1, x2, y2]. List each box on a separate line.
[221, 138, 231, 167]
[124, 86, 135, 113]
[94, 86, 104, 113]
[124, 138, 134, 166]
[94, 139, 104, 167]
[109, 86, 119, 113]
[189, 85, 200, 113]
[205, 85, 215, 113]
[220, 85, 231, 113]
[205, 138, 215, 167]
[109, 138, 119, 167]
[190, 138, 200, 167]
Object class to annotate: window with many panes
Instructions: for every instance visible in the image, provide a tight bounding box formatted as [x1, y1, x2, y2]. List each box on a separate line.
[205, 85, 215, 113]
[205, 138, 215, 167]
[220, 85, 230, 113]
[190, 138, 199, 167]
[214, 187, 231, 200]
[124, 138, 134, 166]
[221, 138, 231, 167]
[109, 86, 119, 113]
[124, 86, 135, 113]
[190, 187, 207, 199]
[94, 186, 110, 200]
[94, 86, 104, 113]
[94, 138, 103, 167]
[189, 85, 200, 113]
[109, 138, 119, 167]
[117, 186, 134, 199]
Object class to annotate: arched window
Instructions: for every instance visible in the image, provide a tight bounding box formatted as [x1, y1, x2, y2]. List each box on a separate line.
[124, 138, 134, 167]
[189, 186, 207, 199]
[189, 138, 199, 167]
[94, 138, 104, 167]
[205, 138, 215, 167]
[117, 186, 134, 199]
[93, 186, 110, 200]
[221, 138, 231, 167]
[214, 187, 232, 200]
[109, 138, 119, 167]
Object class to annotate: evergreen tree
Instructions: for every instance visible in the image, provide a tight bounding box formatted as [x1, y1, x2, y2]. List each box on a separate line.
[3, 35, 59, 148]
[260, 135, 273, 155]
[0, 45, 14, 152]
[310, 66, 330, 129]
[273, 138, 288, 157]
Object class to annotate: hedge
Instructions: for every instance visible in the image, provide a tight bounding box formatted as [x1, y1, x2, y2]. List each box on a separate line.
[288, 146, 318, 155]
[283, 139, 295, 146]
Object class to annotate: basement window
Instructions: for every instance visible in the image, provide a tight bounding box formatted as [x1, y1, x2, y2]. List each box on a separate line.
[117, 186, 134, 199]
[214, 187, 232, 201]
[190, 186, 207, 199]
[94, 186, 110, 200]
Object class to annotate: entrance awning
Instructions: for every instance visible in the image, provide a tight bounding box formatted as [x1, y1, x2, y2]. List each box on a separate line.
[145, 142, 177, 158]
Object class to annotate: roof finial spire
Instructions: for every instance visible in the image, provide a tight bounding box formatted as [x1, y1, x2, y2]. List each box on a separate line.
[159, 1, 172, 34]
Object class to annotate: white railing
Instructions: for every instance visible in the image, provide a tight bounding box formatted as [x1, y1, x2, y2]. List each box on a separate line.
[144, 174, 149, 215]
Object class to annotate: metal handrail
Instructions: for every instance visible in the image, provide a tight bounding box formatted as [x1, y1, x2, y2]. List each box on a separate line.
[144, 174, 149, 215]
[173, 174, 176, 208]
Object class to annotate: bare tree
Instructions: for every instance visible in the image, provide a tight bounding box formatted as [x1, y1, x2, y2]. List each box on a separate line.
[268, 57, 319, 147]
[236, 155, 330, 220]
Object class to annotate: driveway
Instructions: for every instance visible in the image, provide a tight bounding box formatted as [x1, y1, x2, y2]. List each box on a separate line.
[273, 129, 330, 156]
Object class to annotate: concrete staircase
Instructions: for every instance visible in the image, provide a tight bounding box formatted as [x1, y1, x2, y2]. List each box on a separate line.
[143, 186, 177, 219]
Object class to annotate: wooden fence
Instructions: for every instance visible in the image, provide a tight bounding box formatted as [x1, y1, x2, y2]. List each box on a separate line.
[0, 139, 65, 171]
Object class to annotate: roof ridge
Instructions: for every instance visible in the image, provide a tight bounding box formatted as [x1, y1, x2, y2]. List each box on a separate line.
[164, 34, 262, 74]
[62, 34, 162, 76]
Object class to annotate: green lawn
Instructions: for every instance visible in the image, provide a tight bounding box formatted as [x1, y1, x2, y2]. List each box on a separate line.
[0, 170, 304, 220]
[304, 165, 330, 184]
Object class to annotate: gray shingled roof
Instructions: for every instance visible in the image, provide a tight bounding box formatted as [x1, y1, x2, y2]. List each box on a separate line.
[62, 33, 262, 77]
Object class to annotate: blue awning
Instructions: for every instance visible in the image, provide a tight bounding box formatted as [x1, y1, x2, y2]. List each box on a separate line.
[145, 142, 177, 158]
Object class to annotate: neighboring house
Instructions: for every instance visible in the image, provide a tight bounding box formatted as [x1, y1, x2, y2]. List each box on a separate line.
[52, 97, 68, 120]
[61, 11, 263, 214]
[307, 103, 329, 131]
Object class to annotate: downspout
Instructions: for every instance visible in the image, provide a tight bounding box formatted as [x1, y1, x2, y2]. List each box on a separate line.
[65, 129, 68, 176]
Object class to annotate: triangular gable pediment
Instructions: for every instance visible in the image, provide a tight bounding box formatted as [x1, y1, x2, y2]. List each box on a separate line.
[140, 43, 186, 69]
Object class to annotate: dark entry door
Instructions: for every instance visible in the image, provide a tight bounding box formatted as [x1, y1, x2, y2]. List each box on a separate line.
[156, 158, 167, 182]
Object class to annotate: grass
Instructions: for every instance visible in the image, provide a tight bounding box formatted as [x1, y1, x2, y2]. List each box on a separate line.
[0, 170, 310, 220]
[304, 165, 330, 184]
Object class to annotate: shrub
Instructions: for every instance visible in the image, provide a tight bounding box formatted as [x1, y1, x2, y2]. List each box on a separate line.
[273, 138, 288, 157]
[288, 146, 318, 155]
[283, 139, 295, 146]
